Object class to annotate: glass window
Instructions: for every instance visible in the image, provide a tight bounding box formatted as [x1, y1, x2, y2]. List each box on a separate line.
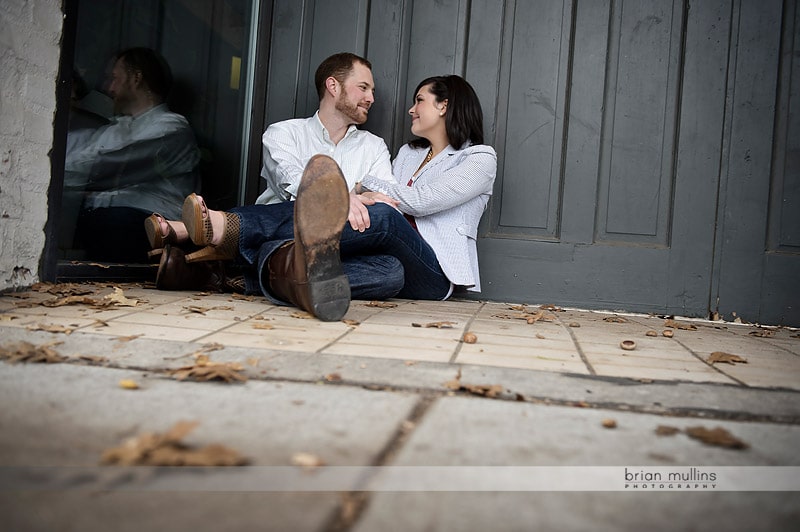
[59, 0, 258, 265]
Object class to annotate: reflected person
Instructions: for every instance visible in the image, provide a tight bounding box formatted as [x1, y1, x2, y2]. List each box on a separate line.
[65, 47, 200, 262]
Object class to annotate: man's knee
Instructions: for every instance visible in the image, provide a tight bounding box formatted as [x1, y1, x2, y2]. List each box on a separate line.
[366, 202, 404, 231]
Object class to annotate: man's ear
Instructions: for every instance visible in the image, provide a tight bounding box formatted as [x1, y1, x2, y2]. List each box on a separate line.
[132, 70, 144, 88]
[325, 76, 339, 97]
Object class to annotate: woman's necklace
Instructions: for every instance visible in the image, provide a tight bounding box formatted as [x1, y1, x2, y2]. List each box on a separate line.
[414, 148, 434, 177]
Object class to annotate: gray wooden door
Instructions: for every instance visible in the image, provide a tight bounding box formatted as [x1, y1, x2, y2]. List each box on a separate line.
[259, 0, 799, 325]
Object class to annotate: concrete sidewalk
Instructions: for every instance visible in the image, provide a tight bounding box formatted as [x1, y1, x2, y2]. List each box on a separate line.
[0, 283, 798, 531]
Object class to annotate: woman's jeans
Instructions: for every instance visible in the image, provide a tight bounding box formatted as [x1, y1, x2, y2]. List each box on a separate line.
[231, 201, 451, 303]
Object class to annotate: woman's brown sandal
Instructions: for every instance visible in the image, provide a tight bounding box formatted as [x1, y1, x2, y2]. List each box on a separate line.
[144, 213, 179, 249]
[181, 194, 240, 263]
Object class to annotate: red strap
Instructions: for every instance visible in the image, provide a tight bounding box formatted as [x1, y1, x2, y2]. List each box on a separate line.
[405, 178, 417, 230]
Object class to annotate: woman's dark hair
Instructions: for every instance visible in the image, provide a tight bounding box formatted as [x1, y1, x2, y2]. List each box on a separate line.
[116, 47, 173, 101]
[409, 75, 484, 149]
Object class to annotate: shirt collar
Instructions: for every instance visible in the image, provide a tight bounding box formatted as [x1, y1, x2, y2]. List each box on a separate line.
[312, 110, 359, 143]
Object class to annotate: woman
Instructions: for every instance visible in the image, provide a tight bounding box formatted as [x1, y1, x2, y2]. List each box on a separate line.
[148, 75, 497, 321]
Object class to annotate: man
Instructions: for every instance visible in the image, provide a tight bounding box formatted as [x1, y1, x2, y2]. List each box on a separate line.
[257, 52, 395, 232]
[67, 47, 200, 263]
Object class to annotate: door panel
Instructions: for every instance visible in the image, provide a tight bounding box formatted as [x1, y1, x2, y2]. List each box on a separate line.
[480, 0, 729, 317]
[597, 0, 681, 244]
[714, 0, 800, 325]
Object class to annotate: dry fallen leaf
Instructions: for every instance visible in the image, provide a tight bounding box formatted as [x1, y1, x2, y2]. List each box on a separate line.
[664, 319, 697, 331]
[342, 319, 360, 326]
[707, 352, 748, 365]
[252, 322, 275, 330]
[492, 310, 555, 324]
[324, 373, 342, 382]
[169, 358, 247, 383]
[101, 420, 248, 466]
[412, 321, 457, 328]
[114, 334, 143, 343]
[183, 305, 210, 315]
[290, 311, 314, 319]
[685, 426, 749, 450]
[365, 301, 398, 309]
[462, 332, 478, 344]
[34, 282, 95, 296]
[103, 287, 140, 307]
[645, 330, 658, 337]
[601, 419, 617, 429]
[183, 305, 234, 315]
[748, 329, 775, 338]
[0, 341, 66, 364]
[199, 343, 225, 353]
[444, 369, 504, 398]
[41, 295, 98, 308]
[569, 322, 581, 328]
[539, 304, 563, 312]
[75, 354, 108, 364]
[0, 314, 18, 322]
[603, 316, 628, 323]
[655, 425, 681, 436]
[119, 379, 140, 390]
[25, 323, 76, 335]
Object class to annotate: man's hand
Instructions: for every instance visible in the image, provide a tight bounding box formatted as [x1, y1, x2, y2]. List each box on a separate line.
[348, 193, 372, 232]
[347, 192, 401, 232]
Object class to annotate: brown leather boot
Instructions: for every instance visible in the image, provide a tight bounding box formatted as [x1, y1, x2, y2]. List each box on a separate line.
[266, 155, 350, 321]
[156, 244, 226, 292]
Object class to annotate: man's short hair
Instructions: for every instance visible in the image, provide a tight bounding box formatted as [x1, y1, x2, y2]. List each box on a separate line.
[314, 52, 372, 101]
[116, 47, 173, 101]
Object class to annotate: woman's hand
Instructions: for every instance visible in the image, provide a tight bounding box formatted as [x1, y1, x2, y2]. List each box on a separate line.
[362, 191, 399, 208]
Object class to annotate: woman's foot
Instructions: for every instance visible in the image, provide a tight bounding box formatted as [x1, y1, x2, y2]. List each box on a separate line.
[144, 213, 189, 250]
[181, 193, 240, 262]
[182, 193, 230, 247]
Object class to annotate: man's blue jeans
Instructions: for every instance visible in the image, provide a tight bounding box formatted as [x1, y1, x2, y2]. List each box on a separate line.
[231, 202, 451, 303]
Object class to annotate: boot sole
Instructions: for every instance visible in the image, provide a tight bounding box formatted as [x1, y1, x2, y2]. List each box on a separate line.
[294, 155, 351, 321]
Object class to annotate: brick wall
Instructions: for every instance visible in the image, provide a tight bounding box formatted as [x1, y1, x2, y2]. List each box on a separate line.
[0, 0, 63, 290]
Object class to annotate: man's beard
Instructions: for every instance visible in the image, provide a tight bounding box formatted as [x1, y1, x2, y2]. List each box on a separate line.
[113, 93, 134, 115]
[335, 93, 367, 124]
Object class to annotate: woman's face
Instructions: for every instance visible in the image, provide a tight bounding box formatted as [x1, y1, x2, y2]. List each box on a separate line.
[409, 84, 447, 140]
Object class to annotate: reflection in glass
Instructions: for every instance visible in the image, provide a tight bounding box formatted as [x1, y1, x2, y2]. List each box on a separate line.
[60, 0, 254, 264]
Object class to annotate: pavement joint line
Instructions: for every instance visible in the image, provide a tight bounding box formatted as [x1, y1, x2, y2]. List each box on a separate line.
[315, 323, 360, 354]
[322, 395, 437, 532]
[448, 300, 485, 364]
[557, 314, 597, 375]
[24, 357, 800, 426]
